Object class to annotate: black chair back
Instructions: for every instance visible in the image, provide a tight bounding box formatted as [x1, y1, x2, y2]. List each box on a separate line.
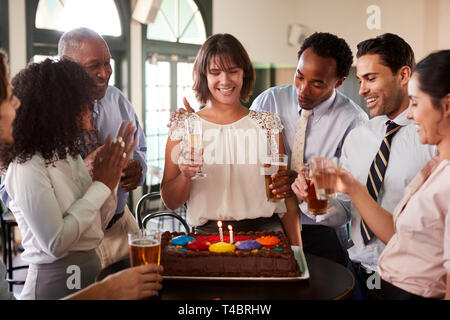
[1, 202, 28, 291]
[142, 211, 191, 233]
[134, 192, 163, 229]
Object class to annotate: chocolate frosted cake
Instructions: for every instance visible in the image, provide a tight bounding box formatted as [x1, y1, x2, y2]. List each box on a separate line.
[160, 231, 301, 277]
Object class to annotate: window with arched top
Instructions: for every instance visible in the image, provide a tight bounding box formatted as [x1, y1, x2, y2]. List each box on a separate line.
[26, 0, 130, 91]
[143, 0, 211, 189]
[146, 0, 206, 44]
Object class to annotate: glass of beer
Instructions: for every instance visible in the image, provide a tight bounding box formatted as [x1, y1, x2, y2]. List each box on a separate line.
[128, 229, 161, 267]
[310, 157, 338, 200]
[263, 154, 288, 201]
[304, 164, 329, 214]
[185, 116, 207, 180]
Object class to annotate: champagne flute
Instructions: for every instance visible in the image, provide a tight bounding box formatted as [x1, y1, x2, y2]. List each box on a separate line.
[185, 116, 207, 180]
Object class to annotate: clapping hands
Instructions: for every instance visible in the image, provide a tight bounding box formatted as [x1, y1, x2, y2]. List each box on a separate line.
[93, 121, 137, 191]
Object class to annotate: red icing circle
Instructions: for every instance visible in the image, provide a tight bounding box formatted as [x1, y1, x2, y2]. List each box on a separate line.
[187, 239, 210, 251]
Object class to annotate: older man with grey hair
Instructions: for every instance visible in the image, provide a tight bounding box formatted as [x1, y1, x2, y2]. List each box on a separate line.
[58, 27, 147, 267]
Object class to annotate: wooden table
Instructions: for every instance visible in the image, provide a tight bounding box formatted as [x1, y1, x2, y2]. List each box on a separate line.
[97, 253, 354, 300]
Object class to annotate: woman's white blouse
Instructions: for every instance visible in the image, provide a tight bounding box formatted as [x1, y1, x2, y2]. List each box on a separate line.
[169, 110, 287, 226]
[5, 154, 116, 264]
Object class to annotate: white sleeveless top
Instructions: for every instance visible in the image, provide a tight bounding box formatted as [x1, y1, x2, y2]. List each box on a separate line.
[169, 110, 287, 226]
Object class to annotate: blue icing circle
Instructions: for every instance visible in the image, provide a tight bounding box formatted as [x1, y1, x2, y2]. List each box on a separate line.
[171, 235, 195, 246]
[235, 240, 262, 251]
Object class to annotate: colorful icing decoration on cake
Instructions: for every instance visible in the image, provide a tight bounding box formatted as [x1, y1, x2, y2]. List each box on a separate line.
[187, 239, 210, 251]
[209, 242, 236, 253]
[256, 235, 280, 246]
[160, 231, 301, 278]
[235, 240, 262, 251]
[171, 235, 195, 246]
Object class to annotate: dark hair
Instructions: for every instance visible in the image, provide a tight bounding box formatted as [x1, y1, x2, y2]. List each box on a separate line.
[192, 33, 255, 104]
[356, 33, 415, 74]
[0, 50, 8, 106]
[297, 32, 353, 79]
[0, 59, 95, 168]
[414, 50, 450, 110]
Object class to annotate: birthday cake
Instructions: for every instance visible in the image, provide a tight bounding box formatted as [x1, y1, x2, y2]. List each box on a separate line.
[160, 231, 301, 277]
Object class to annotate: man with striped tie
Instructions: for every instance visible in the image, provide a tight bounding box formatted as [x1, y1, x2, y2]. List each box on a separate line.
[292, 33, 435, 299]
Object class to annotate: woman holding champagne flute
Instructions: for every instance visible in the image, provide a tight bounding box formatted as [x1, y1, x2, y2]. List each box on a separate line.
[161, 33, 302, 246]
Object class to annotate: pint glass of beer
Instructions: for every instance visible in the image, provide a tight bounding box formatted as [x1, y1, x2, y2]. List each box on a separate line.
[128, 229, 161, 267]
[263, 154, 288, 201]
[304, 164, 328, 214]
[310, 157, 338, 200]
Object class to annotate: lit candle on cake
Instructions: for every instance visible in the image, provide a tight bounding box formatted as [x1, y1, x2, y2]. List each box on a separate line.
[228, 225, 233, 244]
[217, 221, 224, 242]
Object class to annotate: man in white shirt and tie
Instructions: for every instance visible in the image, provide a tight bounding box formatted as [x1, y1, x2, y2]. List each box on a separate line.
[292, 33, 435, 299]
[251, 32, 368, 266]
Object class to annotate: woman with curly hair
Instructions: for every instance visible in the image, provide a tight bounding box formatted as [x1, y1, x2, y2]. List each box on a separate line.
[0, 58, 137, 300]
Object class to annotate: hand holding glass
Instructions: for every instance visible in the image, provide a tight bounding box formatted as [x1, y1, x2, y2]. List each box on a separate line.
[304, 163, 329, 214]
[263, 154, 288, 201]
[309, 157, 338, 200]
[128, 230, 161, 267]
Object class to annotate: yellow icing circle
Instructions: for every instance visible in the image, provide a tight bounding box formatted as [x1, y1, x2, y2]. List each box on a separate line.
[209, 242, 236, 253]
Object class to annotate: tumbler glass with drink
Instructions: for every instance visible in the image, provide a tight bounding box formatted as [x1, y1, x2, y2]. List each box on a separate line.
[309, 157, 338, 200]
[263, 154, 288, 201]
[184, 116, 207, 180]
[304, 163, 329, 214]
[128, 229, 161, 267]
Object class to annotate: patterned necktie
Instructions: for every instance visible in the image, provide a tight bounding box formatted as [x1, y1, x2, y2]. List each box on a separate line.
[361, 120, 402, 245]
[290, 109, 313, 172]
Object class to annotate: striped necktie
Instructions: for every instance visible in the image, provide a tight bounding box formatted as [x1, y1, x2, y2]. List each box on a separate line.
[290, 109, 313, 172]
[361, 120, 402, 245]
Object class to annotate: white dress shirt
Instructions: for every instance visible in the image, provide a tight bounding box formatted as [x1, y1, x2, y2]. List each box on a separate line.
[319, 109, 435, 270]
[4, 154, 116, 265]
[251, 84, 368, 226]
